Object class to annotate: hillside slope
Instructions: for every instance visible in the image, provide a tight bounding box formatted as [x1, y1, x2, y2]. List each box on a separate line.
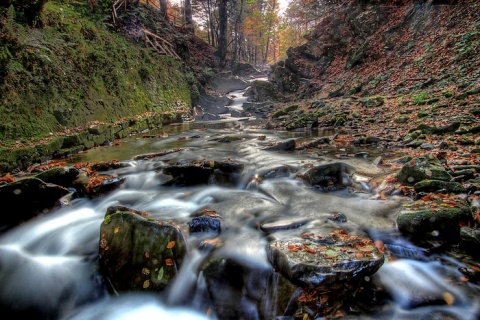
[270, 0, 479, 99]
[0, 0, 218, 173]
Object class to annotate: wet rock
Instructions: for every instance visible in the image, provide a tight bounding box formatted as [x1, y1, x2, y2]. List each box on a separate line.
[260, 218, 309, 233]
[327, 212, 347, 223]
[0, 177, 70, 230]
[209, 75, 250, 94]
[300, 162, 355, 191]
[163, 165, 213, 186]
[34, 166, 80, 188]
[263, 139, 296, 151]
[395, 154, 452, 185]
[232, 62, 265, 78]
[133, 148, 184, 160]
[162, 159, 244, 186]
[202, 257, 273, 320]
[244, 80, 277, 101]
[87, 176, 126, 197]
[230, 109, 246, 117]
[267, 230, 384, 290]
[99, 209, 188, 293]
[354, 152, 369, 158]
[189, 216, 221, 234]
[216, 135, 243, 143]
[89, 160, 132, 172]
[396, 197, 473, 241]
[248, 165, 298, 187]
[459, 226, 480, 248]
[267, 229, 385, 317]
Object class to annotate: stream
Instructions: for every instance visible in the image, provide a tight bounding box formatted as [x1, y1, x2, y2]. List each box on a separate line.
[1, 84, 480, 320]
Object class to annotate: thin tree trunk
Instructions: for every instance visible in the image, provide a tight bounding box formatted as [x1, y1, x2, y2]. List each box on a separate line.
[216, 0, 228, 66]
[159, 0, 168, 21]
[184, 0, 194, 33]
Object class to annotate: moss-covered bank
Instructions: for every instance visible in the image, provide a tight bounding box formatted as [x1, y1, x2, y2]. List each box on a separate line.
[0, 0, 192, 173]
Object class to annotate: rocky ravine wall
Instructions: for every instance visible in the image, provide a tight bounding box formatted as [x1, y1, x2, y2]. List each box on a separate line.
[269, 0, 480, 99]
[0, 1, 194, 174]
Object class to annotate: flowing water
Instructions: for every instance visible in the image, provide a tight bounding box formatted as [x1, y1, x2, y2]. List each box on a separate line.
[1, 92, 480, 319]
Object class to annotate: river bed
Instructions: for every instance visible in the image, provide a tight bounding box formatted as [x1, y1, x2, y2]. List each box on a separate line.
[1, 116, 480, 319]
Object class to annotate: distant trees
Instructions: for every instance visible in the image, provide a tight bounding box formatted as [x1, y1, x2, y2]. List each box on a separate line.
[173, 0, 346, 66]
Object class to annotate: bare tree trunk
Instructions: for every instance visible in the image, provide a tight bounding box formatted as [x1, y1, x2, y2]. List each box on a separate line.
[184, 0, 194, 33]
[216, 0, 228, 66]
[233, 0, 245, 64]
[159, 0, 168, 21]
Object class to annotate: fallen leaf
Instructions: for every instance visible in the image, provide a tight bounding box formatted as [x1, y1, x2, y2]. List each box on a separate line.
[443, 292, 455, 305]
[157, 267, 164, 280]
[325, 249, 338, 257]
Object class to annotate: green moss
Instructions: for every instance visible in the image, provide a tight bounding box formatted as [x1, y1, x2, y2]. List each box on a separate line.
[103, 214, 112, 225]
[0, 0, 191, 143]
[271, 104, 299, 118]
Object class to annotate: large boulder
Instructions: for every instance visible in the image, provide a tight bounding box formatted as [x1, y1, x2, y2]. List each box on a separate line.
[267, 230, 384, 290]
[396, 197, 473, 241]
[34, 166, 80, 188]
[99, 207, 189, 293]
[395, 154, 452, 185]
[209, 75, 250, 94]
[267, 229, 384, 317]
[0, 177, 70, 230]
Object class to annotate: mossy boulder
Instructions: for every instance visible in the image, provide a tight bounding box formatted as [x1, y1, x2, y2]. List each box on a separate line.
[413, 180, 466, 194]
[397, 198, 473, 241]
[34, 137, 65, 159]
[99, 208, 188, 293]
[35, 166, 80, 187]
[0, 146, 40, 173]
[271, 105, 299, 118]
[359, 96, 384, 107]
[395, 154, 452, 185]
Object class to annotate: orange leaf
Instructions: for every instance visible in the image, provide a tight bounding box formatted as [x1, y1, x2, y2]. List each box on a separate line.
[165, 258, 174, 266]
[167, 241, 176, 249]
[303, 247, 317, 254]
[443, 292, 455, 305]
